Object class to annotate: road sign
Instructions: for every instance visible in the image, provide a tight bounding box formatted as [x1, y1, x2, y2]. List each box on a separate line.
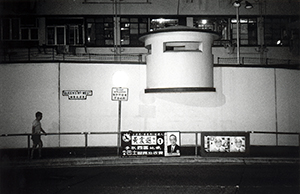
[111, 87, 129, 101]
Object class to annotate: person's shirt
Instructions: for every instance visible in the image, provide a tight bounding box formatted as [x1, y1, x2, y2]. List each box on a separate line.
[32, 119, 42, 134]
[171, 145, 176, 152]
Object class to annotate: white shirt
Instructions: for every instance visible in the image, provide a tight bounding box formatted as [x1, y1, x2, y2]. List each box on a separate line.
[32, 119, 42, 134]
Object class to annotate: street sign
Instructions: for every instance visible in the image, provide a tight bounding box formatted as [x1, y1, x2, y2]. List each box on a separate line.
[62, 90, 93, 100]
[111, 87, 129, 101]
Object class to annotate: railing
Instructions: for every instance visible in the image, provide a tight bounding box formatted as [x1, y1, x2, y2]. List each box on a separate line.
[0, 47, 145, 63]
[1, 131, 299, 158]
[217, 57, 300, 66]
[1, 47, 299, 67]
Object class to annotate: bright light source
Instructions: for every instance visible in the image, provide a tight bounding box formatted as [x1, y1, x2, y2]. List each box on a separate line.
[245, 1, 253, 9]
[277, 40, 282, 45]
[156, 18, 165, 24]
[201, 19, 208, 25]
[112, 71, 129, 87]
[233, 1, 241, 7]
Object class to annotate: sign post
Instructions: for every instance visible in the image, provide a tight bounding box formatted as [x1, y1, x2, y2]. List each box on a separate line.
[118, 100, 121, 154]
[111, 87, 129, 155]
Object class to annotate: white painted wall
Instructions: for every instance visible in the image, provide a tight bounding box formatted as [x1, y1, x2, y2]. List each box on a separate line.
[59, 63, 146, 147]
[0, 63, 59, 148]
[1, 63, 299, 148]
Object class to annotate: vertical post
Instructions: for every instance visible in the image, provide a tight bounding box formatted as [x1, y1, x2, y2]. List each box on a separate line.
[117, 100, 122, 156]
[28, 47, 31, 61]
[236, 6, 240, 65]
[52, 47, 55, 60]
[195, 133, 198, 157]
[274, 69, 278, 146]
[27, 134, 31, 159]
[58, 63, 61, 147]
[298, 133, 300, 157]
[84, 132, 88, 158]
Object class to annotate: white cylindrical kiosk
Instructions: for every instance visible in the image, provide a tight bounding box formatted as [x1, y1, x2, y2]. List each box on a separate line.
[139, 26, 219, 93]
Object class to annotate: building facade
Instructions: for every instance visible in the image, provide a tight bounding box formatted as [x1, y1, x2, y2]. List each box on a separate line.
[0, 0, 299, 154]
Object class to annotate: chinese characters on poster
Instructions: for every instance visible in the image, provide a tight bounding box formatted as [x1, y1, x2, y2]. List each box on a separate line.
[121, 132, 181, 157]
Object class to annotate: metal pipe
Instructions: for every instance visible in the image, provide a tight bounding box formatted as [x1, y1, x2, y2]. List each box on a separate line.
[274, 69, 278, 146]
[85, 132, 88, 157]
[117, 100, 122, 156]
[195, 133, 198, 157]
[236, 6, 240, 64]
[27, 134, 31, 159]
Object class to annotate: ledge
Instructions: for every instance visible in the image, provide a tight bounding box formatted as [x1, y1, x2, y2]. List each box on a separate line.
[145, 87, 216, 93]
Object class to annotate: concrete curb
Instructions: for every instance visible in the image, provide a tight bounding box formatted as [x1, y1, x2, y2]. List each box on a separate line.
[1, 156, 299, 168]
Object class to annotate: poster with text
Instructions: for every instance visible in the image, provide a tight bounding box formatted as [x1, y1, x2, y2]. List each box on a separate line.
[121, 132, 165, 157]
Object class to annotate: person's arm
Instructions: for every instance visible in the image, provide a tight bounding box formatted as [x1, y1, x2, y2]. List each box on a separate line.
[41, 128, 47, 135]
[32, 126, 35, 134]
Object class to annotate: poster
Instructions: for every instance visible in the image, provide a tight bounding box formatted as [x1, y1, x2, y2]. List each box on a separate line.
[204, 136, 246, 152]
[121, 131, 181, 157]
[121, 132, 165, 157]
[201, 132, 249, 157]
[164, 132, 181, 157]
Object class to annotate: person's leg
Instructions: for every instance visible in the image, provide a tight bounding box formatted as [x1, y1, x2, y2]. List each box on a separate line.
[38, 141, 43, 158]
[31, 144, 37, 159]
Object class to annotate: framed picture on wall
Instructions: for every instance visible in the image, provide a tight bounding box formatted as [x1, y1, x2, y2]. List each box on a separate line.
[201, 132, 250, 157]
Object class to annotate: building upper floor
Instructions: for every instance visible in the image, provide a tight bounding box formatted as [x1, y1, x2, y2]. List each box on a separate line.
[0, 0, 299, 65]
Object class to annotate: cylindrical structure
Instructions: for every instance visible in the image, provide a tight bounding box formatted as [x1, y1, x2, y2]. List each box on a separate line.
[139, 26, 219, 93]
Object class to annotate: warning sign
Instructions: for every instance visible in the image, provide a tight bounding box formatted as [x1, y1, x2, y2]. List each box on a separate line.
[111, 87, 129, 101]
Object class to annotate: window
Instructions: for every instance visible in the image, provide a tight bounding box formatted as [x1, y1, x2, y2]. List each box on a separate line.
[264, 17, 298, 46]
[68, 25, 83, 45]
[150, 18, 185, 31]
[193, 17, 229, 46]
[56, 27, 65, 45]
[86, 17, 114, 46]
[2, 18, 10, 40]
[1, 17, 39, 41]
[11, 18, 20, 40]
[145, 44, 152, 54]
[120, 17, 148, 46]
[20, 17, 39, 40]
[47, 26, 66, 45]
[46, 18, 84, 46]
[231, 18, 257, 46]
[164, 41, 202, 52]
[0, 18, 16, 40]
[47, 27, 55, 45]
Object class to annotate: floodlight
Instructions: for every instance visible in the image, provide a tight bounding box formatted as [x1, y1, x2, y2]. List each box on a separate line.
[245, 1, 253, 9]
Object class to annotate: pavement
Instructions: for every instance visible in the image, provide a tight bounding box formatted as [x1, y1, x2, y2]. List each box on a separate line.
[1, 156, 299, 168]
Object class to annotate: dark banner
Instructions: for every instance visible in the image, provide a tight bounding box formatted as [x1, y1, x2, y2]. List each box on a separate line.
[121, 131, 181, 157]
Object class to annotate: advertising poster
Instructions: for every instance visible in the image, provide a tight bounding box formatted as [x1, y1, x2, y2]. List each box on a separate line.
[121, 132, 165, 157]
[201, 132, 249, 157]
[164, 132, 181, 157]
[204, 136, 246, 152]
[121, 131, 181, 157]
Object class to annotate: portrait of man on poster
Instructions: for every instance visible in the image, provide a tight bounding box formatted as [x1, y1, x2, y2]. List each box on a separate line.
[167, 134, 180, 156]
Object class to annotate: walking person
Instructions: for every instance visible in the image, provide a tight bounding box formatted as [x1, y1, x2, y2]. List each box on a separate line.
[31, 111, 47, 159]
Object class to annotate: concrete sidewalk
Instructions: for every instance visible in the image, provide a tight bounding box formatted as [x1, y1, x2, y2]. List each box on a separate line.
[1, 156, 299, 168]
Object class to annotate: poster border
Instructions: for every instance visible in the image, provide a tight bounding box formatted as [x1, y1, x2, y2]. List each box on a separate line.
[200, 132, 250, 157]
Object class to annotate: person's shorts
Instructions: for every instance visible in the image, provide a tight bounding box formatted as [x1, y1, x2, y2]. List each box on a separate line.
[31, 134, 42, 145]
